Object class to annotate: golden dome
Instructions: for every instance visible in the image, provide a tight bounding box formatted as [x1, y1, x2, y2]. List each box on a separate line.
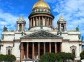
[33, 0, 50, 9]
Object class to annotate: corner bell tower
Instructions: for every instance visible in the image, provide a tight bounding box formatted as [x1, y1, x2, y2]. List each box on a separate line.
[17, 17, 26, 32]
[28, 0, 54, 30]
[57, 16, 66, 32]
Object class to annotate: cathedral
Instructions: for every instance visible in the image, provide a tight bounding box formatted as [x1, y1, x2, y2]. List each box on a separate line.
[0, 0, 82, 62]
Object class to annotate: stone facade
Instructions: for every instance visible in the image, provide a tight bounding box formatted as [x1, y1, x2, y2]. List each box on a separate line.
[0, 0, 82, 62]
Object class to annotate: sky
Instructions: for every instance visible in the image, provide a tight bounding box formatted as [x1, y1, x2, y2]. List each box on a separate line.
[0, 0, 84, 39]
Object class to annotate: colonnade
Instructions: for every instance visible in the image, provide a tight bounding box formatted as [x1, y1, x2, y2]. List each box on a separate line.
[20, 42, 61, 60]
[29, 16, 53, 28]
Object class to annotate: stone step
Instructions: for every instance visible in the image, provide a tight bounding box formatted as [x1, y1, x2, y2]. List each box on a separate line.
[15, 60, 20, 62]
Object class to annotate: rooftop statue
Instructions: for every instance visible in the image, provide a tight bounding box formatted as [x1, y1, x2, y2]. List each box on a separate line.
[3, 26, 8, 32]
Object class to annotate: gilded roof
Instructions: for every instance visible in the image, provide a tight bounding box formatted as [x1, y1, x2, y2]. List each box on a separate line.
[33, 0, 50, 9]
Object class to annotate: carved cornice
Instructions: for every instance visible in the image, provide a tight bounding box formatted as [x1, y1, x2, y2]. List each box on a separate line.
[29, 13, 54, 19]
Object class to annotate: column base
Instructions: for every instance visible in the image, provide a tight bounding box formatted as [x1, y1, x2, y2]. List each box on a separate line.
[22, 58, 39, 62]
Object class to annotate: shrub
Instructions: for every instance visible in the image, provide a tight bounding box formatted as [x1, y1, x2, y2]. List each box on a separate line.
[40, 52, 74, 62]
[0, 54, 5, 61]
[5, 55, 16, 61]
[39, 53, 56, 62]
[80, 51, 84, 59]
[0, 54, 16, 62]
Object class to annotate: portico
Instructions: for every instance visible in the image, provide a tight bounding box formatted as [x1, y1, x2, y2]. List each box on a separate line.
[20, 30, 62, 61]
[20, 42, 61, 60]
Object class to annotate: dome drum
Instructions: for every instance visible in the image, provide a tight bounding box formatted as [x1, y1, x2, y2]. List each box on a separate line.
[32, 8, 51, 13]
[28, 14, 54, 28]
[29, 13, 54, 19]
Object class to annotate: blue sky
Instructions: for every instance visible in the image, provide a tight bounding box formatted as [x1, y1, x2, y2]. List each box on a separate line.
[0, 0, 84, 39]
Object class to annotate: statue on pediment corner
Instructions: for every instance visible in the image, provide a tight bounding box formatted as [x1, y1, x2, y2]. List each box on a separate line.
[3, 26, 8, 32]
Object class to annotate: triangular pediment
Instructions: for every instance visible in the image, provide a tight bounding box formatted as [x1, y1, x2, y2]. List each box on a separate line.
[21, 30, 62, 39]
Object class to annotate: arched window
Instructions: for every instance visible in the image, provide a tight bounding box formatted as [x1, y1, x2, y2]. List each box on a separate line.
[70, 45, 76, 57]
[6, 46, 12, 55]
[19, 24, 22, 31]
[40, 9, 42, 12]
[46, 9, 48, 12]
[34, 9, 36, 12]
[61, 23, 64, 31]
[44, 9, 46, 12]
[8, 49, 11, 55]
[37, 9, 39, 12]
[72, 49, 75, 56]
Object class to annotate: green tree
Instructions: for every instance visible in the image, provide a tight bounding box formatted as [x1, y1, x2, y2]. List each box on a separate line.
[0, 54, 5, 61]
[80, 51, 84, 59]
[0, 54, 16, 62]
[56, 52, 66, 62]
[49, 53, 56, 62]
[55, 52, 74, 62]
[64, 53, 74, 62]
[39, 53, 56, 62]
[4, 55, 16, 62]
[39, 52, 74, 62]
[55, 53, 62, 62]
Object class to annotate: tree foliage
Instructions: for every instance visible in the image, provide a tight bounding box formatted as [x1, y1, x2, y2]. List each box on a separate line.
[0, 54, 5, 61]
[39, 53, 56, 62]
[55, 52, 74, 62]
[80, 51, 84, 59]
[0, 54, 16, 62]
[40, 52, 74, 62]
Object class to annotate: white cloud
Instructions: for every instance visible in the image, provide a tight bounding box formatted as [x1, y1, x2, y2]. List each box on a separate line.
[0, 9, 28, 31]
[0, 9, 29, 38]
[0, 10, 18, 30]
[46, 0, 84, 36]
